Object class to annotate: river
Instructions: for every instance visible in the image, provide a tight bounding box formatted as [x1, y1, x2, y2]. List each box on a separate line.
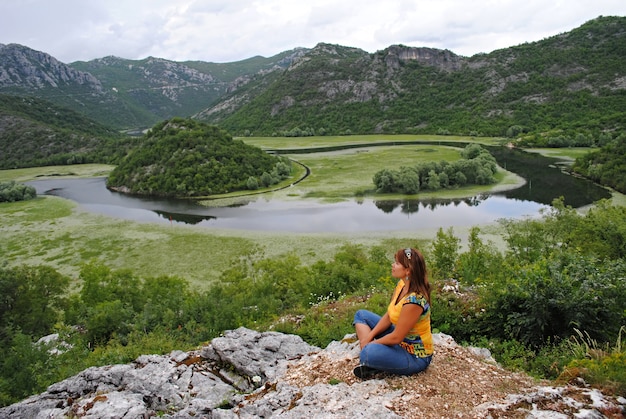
[25, 146, 610, 233]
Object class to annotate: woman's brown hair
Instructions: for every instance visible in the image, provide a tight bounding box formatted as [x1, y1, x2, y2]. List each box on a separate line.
[396, 247, 431, 304]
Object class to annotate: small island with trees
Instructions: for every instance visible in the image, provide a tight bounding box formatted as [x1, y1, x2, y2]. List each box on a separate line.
[373, 143, 498, 194]
[106, 118, 293, 197]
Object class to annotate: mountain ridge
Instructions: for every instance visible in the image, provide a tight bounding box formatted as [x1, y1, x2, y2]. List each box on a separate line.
[0, 16, 624, 167]
[0, 43, 307, 130]
[196, 16, 625, 137]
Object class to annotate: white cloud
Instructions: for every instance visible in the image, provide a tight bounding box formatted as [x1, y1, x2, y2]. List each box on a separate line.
[0, 0, 624, 63]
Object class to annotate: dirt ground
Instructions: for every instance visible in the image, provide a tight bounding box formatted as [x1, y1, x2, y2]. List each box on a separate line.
[281, 338, 624, 418]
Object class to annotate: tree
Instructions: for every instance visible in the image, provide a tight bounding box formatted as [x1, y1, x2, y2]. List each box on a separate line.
[426, 170, 441, 190]
[0, 266, 69, 339]
[86, 300, 133, 345]
[246, 176, 259, 190]
[260, 171, 275, 187]
[373, 169, 396, 192]
[139, 276, 191, 332]
[398, 168, 420, 194]
[274, 161, 292, 178]
[453, 171, 467, 186]
[0, 181, 36, 203]
[456, 227, 502, 284]
[500, 218, 554, 265]
[78, 263, 143, 311]
[430, 227, 461, 280]
[460, 143, 484, 159]
[0, 332, 51, 405]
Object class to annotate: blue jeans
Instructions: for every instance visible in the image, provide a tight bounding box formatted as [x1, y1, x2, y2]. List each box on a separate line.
[353, 309, 432, 375]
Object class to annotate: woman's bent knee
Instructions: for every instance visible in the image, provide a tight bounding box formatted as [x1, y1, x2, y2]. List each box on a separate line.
[353, 309, 370, 325]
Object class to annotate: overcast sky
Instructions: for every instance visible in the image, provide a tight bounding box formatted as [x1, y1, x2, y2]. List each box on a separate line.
[1, 0, 624, 64]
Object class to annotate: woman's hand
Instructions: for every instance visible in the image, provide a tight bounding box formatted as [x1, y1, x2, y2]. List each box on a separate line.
[360, 337, 373, 349]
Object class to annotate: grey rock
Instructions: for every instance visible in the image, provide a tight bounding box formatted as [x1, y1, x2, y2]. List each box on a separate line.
[208, 326, 320, 382]
[0, 327, 319, 418]
[0, 43, 103, 90]
[1, 328, 624, 418]
[467, 346, 498, 365]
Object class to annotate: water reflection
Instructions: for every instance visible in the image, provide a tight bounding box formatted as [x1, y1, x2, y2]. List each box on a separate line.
[28, 177, 548, 233]
[374, 194, 490, 214]
[153, 211, 216, 225]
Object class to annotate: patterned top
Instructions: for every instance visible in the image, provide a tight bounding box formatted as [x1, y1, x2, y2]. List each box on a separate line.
[387, 280, 433, 357]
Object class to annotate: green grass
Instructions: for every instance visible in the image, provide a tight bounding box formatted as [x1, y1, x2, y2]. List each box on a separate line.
[0, 164, 115, 182]
[240, 134, 507, 149]
[289, 145, 460, 199]
[263, 144, 523, 202]
[524, 147, 598, 162]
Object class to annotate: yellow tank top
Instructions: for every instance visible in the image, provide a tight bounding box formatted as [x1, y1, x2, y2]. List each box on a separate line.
[387, 280, 433, 357]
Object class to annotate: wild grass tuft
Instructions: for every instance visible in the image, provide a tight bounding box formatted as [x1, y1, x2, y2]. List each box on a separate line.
[559, 327, 626, 395]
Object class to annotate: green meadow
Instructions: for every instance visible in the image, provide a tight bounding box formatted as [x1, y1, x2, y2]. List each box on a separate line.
[524, 147, 600, 162]
[240, 133, 506, 149]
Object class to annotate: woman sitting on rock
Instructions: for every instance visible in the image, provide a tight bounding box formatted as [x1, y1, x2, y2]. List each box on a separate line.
[353, 247, 433, 378]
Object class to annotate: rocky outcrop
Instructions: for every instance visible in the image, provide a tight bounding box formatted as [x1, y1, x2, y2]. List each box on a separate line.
[0, 44, 103, 91]
[1, 327, 624, 418]
[0, 327, 320, 418]
[383, 45, 465, 72]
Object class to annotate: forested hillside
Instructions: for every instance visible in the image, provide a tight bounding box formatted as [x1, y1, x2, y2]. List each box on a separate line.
[0, 94, 132, 169]
[0, 43, 304, 130]
[1, 17, 623, 139]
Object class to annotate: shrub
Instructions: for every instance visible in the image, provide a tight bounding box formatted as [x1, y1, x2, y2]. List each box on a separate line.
[0, 181, 36, 202]
[478, 253, 626, 348]
[429, 227, 460, 280]
[560, 328, 626, 396]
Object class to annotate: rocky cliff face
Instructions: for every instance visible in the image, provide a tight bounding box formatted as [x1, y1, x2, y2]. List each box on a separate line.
[0, 44, 103, 91]
[0, 44, 139, 128]
[1, 327, 623, 418]
[383, 45, 465, 72]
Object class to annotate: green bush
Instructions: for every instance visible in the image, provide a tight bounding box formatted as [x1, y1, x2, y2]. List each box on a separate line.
[429, 227, 460, 280]
[430, 288, 483, 340]
[372, 144, 498, 193]
[567, 353, 626, 396]
[0, 181, 36, 202]
[456, 227, 504, 285]
[478, 253, 626, 347]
